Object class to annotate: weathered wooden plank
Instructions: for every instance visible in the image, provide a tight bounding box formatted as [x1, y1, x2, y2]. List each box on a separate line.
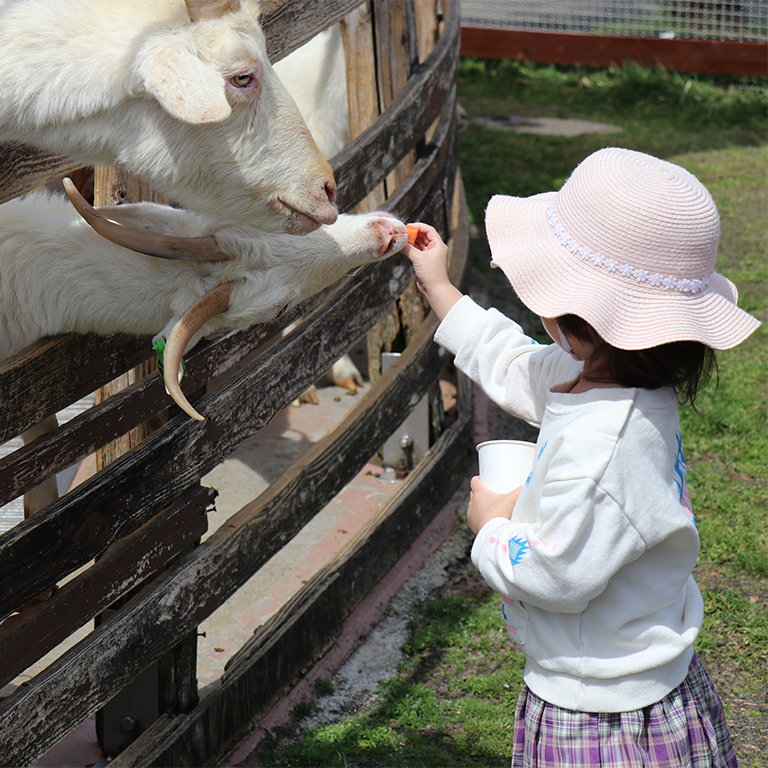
[0, 486, 214, 691]
[334, 0, 460, 211]
[341, 1, 387, 214]
[0, 334, 152, 444]
[385, 90, 458, 236]
[0, 305, 455, 765]
[0, 142, 82, 205]
[0, 331, 257, 506]
[89, 164, 188, 756]
[460, 27, 768, 78]
[260, 0, 364, 63]
[373, 0, 418, 196]
[0, 246, 423, 619]
[110, 366, 474, 768]
[415, 0, 443, 64]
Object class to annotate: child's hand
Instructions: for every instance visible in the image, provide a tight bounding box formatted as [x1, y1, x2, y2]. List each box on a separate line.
[467, 476, 523, 535]
[403, 222, 463, 321]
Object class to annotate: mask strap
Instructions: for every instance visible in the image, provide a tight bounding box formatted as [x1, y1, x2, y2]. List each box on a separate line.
[557, 323, 583, 362]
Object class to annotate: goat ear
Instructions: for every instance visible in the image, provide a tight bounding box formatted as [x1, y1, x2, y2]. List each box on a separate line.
[142, 46, 231, 124]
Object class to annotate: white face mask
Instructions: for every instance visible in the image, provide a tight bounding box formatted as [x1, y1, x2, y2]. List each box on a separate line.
[546, 322, 583, 362]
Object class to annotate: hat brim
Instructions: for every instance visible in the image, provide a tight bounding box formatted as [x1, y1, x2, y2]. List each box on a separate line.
[485, 193, 760, 350]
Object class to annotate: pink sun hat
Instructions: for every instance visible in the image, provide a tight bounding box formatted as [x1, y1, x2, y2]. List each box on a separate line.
[485, 147, 760, 350]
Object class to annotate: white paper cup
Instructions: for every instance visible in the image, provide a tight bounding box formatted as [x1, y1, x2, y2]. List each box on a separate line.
[476, 440, 537, 494]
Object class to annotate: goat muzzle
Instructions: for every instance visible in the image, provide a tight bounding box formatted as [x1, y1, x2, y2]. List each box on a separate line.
[63, 178, 231, 262]
[163, 281, 236, 422]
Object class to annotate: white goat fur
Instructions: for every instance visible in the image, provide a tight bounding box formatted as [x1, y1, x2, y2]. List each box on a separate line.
[275, 26, 358, 397]
[0, 0, 337, 233]
[0, 192, 406, 363]
[274, 25, 351, 161]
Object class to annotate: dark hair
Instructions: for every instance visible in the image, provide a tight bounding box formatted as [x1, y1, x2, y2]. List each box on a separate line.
[557, 314, 718, 407]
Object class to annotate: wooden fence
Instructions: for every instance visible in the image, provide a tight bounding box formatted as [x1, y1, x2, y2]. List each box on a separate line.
[460, 26, 768, 76]
[0, 1, 470, 765]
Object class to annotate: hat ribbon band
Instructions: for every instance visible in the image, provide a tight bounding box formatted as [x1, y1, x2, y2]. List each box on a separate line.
[547, 201, 713, 294]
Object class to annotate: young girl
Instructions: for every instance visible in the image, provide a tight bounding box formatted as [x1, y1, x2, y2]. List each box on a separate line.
[404, 147, 759, 767]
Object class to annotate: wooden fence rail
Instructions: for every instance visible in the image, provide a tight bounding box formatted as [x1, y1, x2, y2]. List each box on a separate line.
[460, 26, 768, 77]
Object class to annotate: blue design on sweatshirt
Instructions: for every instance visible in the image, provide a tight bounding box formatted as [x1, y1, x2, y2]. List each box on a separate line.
[525, 441, 547, 486]
[674, 431, 695, 525]
[508, 535, 530, 565]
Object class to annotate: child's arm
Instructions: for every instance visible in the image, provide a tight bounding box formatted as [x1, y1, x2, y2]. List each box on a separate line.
[403, 223, 463, 321]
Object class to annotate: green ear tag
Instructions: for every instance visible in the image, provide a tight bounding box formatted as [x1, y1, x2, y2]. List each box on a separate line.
[153, 338, 187, 378]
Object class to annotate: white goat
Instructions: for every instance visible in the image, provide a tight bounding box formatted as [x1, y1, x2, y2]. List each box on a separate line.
[0, 0, 337, 233]
[275, 24, 359, 399]
[0, 185, 407, 425]
[274, 24, 351, 162]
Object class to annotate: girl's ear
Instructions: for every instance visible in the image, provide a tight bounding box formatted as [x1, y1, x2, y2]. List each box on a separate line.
[141, 44, 231, 124]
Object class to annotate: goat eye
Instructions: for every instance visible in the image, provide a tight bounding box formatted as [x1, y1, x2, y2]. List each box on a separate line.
[231, 72, 253, 88]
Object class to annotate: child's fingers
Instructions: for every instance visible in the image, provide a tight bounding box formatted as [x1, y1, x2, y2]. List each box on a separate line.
[404, 222, 440, 251]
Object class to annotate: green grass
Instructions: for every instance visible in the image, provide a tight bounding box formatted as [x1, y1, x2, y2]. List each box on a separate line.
[260, 61, 768, 767]
[457, 59, 767, 263]
[260, 592, 525, 767]
[675, 147, 768, 582]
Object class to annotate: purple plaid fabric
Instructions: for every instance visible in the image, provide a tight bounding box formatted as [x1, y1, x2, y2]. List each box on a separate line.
[511, 654, 738, 767]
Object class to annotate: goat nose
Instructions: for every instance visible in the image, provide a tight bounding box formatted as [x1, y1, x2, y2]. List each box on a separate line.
[376, 217, 407, 257]
[311, 178, 338, 225]
[325, 179, 337, 207]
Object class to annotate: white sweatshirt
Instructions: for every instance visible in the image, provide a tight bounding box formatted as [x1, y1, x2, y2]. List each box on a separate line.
[436, 296, 704, 712]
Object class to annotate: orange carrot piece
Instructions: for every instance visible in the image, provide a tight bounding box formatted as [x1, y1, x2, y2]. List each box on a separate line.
[406, 224, 419, 245]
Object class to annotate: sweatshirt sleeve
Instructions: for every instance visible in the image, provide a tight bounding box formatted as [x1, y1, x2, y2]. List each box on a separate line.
[434, 295, 581, 426]
[470, 475, 648, 614]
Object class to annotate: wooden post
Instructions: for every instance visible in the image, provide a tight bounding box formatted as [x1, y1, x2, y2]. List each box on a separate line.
[92, 167, 168, 466]
[340, 2, 387, 214]
[92, 167, 198, 757]
[361, 0, 433, 382]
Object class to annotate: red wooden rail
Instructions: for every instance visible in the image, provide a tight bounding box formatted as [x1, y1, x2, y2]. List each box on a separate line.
[460, 27, 768, 77]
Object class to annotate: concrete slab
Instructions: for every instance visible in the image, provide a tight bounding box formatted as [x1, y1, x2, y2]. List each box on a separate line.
[197, 382, 401, 694]
[474, 114, 623, 136]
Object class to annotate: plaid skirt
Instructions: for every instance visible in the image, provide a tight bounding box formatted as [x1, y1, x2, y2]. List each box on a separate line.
[511, 653, 738, 767]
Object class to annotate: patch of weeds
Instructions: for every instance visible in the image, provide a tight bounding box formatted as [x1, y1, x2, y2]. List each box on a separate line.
[292, 699, 319, 722]
[314, 677, 335, 697]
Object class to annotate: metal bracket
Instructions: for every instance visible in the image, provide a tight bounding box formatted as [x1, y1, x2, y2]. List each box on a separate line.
[97, 609, 160, 758]
[379, 352, 430, 482]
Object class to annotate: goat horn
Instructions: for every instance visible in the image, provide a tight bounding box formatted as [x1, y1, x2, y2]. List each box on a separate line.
[185, 0, 240, 21]
[163, 281, 235, 421]
[63, 178, 230, 262]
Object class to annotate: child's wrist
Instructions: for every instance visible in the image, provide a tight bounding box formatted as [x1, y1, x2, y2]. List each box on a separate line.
[428, 284, 463, 321]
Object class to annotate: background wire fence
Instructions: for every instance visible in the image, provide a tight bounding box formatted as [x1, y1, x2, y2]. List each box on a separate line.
[460, 1, 767, 42]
